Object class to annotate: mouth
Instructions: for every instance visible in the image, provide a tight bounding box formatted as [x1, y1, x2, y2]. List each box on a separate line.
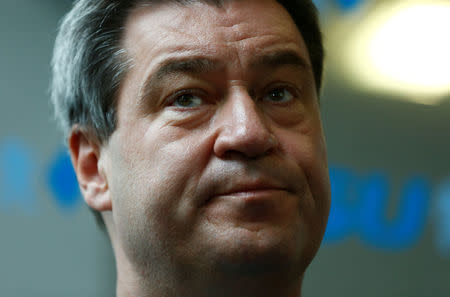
[202, 179, 296, 223]
[207, 180, 290, 203]
[218, 186, 286, 196]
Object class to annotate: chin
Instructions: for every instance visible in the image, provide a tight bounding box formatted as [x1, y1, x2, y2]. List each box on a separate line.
[203, 224, 311, 278]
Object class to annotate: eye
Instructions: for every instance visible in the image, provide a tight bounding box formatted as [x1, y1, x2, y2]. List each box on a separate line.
[263, 87, 295, 103]
[172, 93, 203, 108]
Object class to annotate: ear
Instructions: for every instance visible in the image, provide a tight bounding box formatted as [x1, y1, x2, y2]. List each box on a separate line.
[68, 128, 112, 212]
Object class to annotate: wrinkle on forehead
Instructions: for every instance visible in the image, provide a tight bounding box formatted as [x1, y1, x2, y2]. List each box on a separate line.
[125, 0, 302, 47]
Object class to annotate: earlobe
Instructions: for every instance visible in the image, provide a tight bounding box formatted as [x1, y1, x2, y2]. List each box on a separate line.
[68, 128, 112, 212]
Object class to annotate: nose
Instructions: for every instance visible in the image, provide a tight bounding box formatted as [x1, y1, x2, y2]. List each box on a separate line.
[213, 89, 278, 158]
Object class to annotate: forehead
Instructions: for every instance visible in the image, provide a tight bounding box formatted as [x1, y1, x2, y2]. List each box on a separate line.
[122, 0, 310, 67]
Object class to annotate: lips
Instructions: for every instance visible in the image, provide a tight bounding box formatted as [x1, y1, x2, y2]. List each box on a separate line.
[217, 183, 285, 196]
[207, 179, 290, 202]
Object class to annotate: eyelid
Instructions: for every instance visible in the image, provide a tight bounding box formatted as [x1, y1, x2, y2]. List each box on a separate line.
[259, 82, 301, 101]
[166, 88, 207, 105]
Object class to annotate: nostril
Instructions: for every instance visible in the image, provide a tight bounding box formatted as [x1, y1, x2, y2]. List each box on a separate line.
[213, 128, 278, 159]
[260, 133, 278, 156]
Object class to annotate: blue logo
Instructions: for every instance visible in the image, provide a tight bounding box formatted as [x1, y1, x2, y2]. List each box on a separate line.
[313, 0, 363, 12]
[0, 138, 37, 214]
[47, 150, 81, 211]
[324, 167, 430, 251]
[336, 0, 362, 11]
[434, 178, 450, 257]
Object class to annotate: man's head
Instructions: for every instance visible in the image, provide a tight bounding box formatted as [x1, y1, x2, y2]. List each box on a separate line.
[51, 0, 330, 296]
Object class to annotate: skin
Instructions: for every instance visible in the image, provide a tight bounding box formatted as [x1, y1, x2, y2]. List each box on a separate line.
[69, 1, 331, 296]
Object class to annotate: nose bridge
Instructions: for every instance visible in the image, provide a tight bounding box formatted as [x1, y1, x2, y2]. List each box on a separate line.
[227, 88, 264, 133]
[213, 88, 276, 157]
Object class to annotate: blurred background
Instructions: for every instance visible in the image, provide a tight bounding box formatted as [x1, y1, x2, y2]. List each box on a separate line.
[0, 0, 449, 296]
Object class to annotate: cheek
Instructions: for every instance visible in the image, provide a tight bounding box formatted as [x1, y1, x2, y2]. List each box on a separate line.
[112, 122, 214, 227]
[276, 121, 318, 170]
[277, 122, 331, 218]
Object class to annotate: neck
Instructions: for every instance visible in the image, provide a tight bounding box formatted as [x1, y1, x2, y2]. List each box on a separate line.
[115, 259, 304, 297]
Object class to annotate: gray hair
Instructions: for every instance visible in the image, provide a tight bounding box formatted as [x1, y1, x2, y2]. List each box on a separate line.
[51, 0, 133, 142]
[50, 0, 323, 227]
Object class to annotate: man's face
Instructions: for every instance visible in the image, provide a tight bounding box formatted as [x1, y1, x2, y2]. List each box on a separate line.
[102, 0, 330, 282]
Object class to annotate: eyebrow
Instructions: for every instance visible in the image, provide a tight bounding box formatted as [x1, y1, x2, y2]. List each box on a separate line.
[139, 57, 221, 104]
[155, 57, 220, 79]
[249, 50, 311, 72]
[138, 50, 311, 106]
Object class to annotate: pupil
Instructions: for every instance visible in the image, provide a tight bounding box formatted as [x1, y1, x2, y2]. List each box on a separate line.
[271, 89, 284, 100]
[178, 95, 192, 106]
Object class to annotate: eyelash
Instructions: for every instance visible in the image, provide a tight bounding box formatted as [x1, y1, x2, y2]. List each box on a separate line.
[164, 83, 301, 108]
[260, 84, 300, 102]
[166, 89, 207, 107]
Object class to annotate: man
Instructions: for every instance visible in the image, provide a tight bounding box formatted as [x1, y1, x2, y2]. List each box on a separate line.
[51, 0, 330, 296]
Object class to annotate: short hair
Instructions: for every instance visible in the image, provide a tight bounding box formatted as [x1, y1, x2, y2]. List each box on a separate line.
[50, 0, 324, 229]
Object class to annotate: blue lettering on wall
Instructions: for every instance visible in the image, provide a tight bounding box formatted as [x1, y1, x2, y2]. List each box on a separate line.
[359, 173, 429, 250]
[312, 0, 363, 13]
[324, 167, 430, 251]
[0, 138, 36, 214]
[47, 149, 81, 211]
[336, 0, 362, 11]
[435, 178, 450, 257]
[323, 167, 360, 243]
